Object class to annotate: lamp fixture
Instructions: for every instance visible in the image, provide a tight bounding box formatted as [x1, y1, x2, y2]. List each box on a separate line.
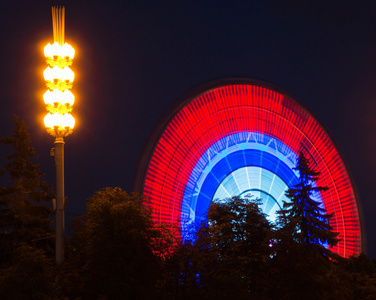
[43, 6, 75, 138]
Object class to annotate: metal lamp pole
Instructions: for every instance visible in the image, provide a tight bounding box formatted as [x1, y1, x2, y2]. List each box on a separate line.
[54, 137, 65, 263]
[43, 6, 75, 264]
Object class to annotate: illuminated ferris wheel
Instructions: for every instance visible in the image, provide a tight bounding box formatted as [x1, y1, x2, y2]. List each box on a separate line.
[135, 80, 362, 257]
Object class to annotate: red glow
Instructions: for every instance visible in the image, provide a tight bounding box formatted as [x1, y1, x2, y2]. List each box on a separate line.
[142, 83, 361, 257]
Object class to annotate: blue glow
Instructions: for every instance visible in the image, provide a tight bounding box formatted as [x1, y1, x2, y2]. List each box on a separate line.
[180, 132, 323, 242]
[213, 167, 289, 222]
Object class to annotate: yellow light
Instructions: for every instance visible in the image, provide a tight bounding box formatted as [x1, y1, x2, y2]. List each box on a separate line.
[44, 42, 62, 58]
[44, 43, 53, 58]
[43, 67, 52, 82]
[43, 7, 76, 138]
[61, 43, 75, 59]
[44, 65, 61, 82]
[44, 112, 59, 129]
[44, 65, 74, 83]
[44, 89, 74, 106]
[62, 113, 75, 129]
[44, 89, 59, 105]
[61, 66, 74, 82]
[44, 112, 75, 130]
[51, 42, 61, 57]
[62, 90, 74, 105]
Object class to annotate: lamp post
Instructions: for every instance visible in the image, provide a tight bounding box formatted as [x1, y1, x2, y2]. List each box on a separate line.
[43, 6, 75, 264]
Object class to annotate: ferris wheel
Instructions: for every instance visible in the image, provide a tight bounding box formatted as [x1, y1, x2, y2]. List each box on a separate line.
[135, 79, 362, 257]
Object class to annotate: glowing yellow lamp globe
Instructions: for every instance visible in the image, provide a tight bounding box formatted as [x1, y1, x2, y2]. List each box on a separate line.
[44, 89, 60, 105]
[44, 42, 62, 58]
[61, 113, 75, 129]
[62, 90, 74, 106]
[44, 112, 59, 129]
[44, 112, 75, 130]
[44, 65, 61, 82]
[61, 67, 74, 82]
[44, 43, 53, 58]
[61, 43, 75, 59]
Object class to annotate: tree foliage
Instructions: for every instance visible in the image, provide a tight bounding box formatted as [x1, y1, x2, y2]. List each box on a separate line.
[0, 244, 55, 299]
[176, 196, 273, 299]
[0, 116, 53, 266]
[1, 118, 375, 299]
[340, 253, 376, 299]
[64, 187, 177, 299]
[276, 151, 340, 258]
[0, 116, 55, 298]
[270, 151, 346, 299]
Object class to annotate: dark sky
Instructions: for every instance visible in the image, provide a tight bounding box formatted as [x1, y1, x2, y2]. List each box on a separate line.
[1, 0, 376, 258]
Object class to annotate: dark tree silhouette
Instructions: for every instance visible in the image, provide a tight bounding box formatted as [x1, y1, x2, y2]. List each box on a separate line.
[341, 253, 376, 299]
[64, 187, 176, 299]
[277, 151, 340, 257]
[270, 151, 344, 300]
[0, 244, 55, 299]
[0, 116, 54, 266]
[177, 196, 273, 299]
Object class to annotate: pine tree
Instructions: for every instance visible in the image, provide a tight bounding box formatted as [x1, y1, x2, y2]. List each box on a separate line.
[277, 151, 340, 257]
[268, 152, 343, 299]
[0, 116, 54, 266]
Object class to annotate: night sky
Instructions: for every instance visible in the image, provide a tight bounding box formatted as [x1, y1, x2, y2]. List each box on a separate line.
[1, 1, 376, 258]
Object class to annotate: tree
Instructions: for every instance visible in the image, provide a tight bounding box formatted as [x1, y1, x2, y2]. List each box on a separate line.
[0, 116, 54, 266]
[0, 244, 55, 299]
[340, 253, 376, 299]
[270, 151, 343, 299]
[64, 187, 176, 300]
[276, 151, 340, 257]
[179, 196, 273, 299]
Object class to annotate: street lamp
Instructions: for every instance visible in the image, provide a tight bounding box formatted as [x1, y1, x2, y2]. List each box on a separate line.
[43, 6, 75, 264]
